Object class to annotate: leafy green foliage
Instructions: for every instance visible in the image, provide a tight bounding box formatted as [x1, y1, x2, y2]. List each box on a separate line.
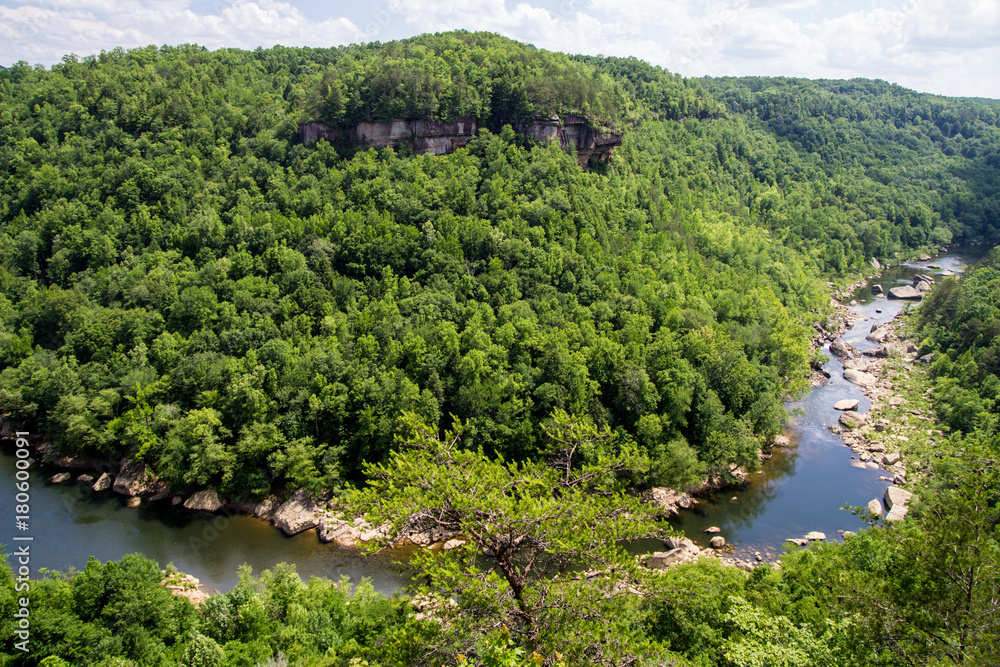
[348, 411, 673, 664]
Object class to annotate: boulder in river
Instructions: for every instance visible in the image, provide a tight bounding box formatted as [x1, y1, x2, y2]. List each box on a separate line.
[77, 473, 94, 484]
[871, 283, 883, 294]
[889, 285, 924, 300]
[184, 489, 224, 513]
[705, 526, 721, 534]
[804, 531, 827, 541]
[48, 472, 71, 484]
[866, 326, 893, 343]
[709, 536, 726, 548]
[843, 357, 871, 372]
[834, 399, 860, 411]
[272, 489, 320, 535]
[839, 411, 868, 428]
[127, 496, 142, 508]
[844, 368, 878, 387]
[829, 338, 857, 359]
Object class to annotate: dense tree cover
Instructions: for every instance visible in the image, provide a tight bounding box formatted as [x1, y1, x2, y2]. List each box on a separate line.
[2, 31, 999, 501]
[0, 553, 430, 666]
[0, 35, 832, 499]
[349, 410, 670, 665]
[916, 249, 1000, 435]
[309, 32, 630, 128]
[703, 76, 1000, 250]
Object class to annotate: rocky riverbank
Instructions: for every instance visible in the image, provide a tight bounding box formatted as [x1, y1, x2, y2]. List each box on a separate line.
[824, 299, 933, 522]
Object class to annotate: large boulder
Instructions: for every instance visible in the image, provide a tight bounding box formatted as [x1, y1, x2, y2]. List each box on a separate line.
[184, 489, 224, 513]
[829, 338, 857, 359]
[113, 459, 161, 497]
[866, 326, 893, 343]
[888, 285, 924, 300]
[318, 517, 362, 547]
[646, 540, 702, 568]
[804, 531, 827, 541]
[843, 358, 871, 372]
[272, 490, 320, 535]
[92, 472, 112, 492]
[709, 536, 726, 548]
[867, 499, 884, 517]
[839, 411, 868, 428]
[48, 472, 71, 484]
[834, 399, 860, 411]
[844, 368, 878, 387]
[884, 487, 915, 521]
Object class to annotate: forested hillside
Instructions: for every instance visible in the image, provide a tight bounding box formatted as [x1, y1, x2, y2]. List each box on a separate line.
[1, 31, 998, 501]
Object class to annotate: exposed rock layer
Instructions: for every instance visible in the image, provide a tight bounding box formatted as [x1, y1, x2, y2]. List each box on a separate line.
[300, 113, 623, 167]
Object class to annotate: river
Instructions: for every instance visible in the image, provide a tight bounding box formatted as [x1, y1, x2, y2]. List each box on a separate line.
[0, 247, 987, 591]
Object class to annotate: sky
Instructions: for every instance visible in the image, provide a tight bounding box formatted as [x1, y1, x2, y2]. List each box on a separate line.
[1, 0, 998, 99]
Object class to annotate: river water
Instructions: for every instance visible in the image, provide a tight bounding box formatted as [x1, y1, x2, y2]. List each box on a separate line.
[0, 248, 987, 591]
[665, 247, 988, 558]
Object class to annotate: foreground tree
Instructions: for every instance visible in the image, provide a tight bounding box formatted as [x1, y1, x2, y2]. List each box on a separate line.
[349, 410, 678, 665]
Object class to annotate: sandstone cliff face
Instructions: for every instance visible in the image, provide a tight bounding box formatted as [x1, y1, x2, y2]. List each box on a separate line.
[300, 114, 621, 166]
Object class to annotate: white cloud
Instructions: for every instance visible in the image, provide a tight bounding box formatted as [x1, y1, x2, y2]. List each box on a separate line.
[0, 0, 998, 98]
[0, 0, 363, 65]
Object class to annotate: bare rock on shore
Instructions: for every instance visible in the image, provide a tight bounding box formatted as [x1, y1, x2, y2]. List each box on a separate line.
[272, 489, 320, 535]
[647, 537, 702, 568]
[113, 459, 164, 497]
[92, 472, 112, 492]
[844, 368, 878, 387]
[253, 496, 281, 520]
[184, 489, 224, 513]
[867, 499, 883, 517]
[318, 517, 362, 547]
[646, 487, 696, 517]
[884, 487, 915, 521]
[882, 451, 901, 466]
[834, 399, 860, 411]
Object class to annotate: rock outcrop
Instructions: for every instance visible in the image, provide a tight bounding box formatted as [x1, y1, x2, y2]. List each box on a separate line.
[300, 113, 623, 167]
[888, 284, 924, 300]
[184, 489, 224, 513]
[92, 472, 112, 492]
[272, 489, 320, 535]
[113, 459, 166, 497]
[844, 368, 878, 387]
[884, 486, 915, 521]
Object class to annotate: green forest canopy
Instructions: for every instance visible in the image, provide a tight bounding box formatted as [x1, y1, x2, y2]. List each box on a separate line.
[1, 31, 999, 500]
